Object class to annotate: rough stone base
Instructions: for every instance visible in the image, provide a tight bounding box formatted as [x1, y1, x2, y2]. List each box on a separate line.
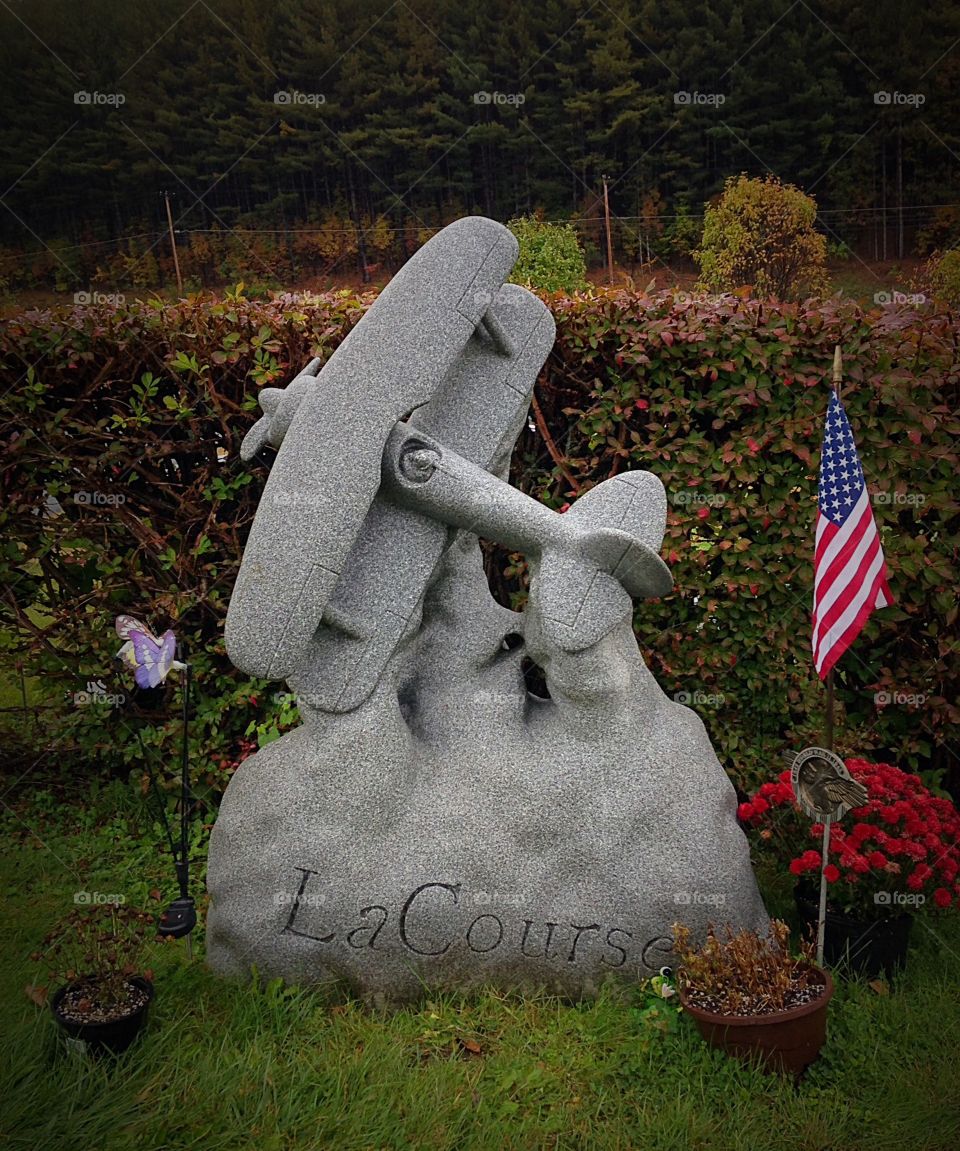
[206, 537, 768, 1003]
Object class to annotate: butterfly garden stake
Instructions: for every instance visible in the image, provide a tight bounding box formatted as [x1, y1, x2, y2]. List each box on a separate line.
[115, 615, 186, 689]
[787, 746, 868, 966]
[115, 615, 198, 954]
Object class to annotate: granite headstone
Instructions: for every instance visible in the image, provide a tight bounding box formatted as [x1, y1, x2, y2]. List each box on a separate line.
[205, 216, 768, 1004]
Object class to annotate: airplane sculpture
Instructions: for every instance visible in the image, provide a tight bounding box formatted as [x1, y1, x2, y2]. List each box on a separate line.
[225, 217, 672, 713]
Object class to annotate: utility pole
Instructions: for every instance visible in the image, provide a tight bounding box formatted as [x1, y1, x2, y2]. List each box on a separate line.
[602, 175, 614, 285]
[163, 191, 183, 293]
[896, 123, 904, 260]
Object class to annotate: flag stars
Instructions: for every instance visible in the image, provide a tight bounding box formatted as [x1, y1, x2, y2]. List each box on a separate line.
[819, 395, 868, 526]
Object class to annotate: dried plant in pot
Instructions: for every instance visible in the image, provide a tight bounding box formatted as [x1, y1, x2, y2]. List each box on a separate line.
[29, 903, 156, 1055]
[673, 919, 833, 1077]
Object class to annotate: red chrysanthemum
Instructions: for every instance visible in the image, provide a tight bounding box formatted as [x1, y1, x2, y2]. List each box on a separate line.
[740, 758, 960, 914]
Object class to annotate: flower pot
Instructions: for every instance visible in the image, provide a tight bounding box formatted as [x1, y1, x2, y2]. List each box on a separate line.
[795, 890, 913, 980]
[678, 966, 833, 1076]
[50, 975, 154, 1055]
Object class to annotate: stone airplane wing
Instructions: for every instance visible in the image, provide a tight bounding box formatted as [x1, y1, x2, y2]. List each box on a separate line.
[225, 217, 553, 698]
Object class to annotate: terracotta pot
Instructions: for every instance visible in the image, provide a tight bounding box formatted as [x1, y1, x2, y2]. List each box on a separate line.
[678, 966, 833, 1076]
[50, 975, 154, 1055]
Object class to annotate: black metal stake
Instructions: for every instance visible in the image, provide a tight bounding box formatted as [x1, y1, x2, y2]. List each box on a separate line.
[157, 645, 197, 951]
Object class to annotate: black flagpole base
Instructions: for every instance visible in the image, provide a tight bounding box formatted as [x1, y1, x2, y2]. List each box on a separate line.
[158, 896, 197, 939]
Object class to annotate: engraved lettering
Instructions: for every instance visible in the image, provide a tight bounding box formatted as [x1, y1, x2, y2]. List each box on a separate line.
[641, 934, 675, 971]
[601, 927, 632, 967]
[520, 919, 558, 959]
[399, 881, 460, 955]
[282, 867, 335, 942]
[466, 914, 504, 953]
[345, 905, 388, 950]
[567, 923, 601, 962]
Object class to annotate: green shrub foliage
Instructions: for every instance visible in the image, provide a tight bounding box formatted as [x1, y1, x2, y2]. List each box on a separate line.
[507, 216, 588, 293]
[2, 289, 957, 798]
[927, 249, 960, 309]
[695, 175, 829, 301]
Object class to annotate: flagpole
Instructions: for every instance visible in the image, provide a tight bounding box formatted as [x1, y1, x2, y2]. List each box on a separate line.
[824, 345, 843, 754]
[818, 345, 844, 966]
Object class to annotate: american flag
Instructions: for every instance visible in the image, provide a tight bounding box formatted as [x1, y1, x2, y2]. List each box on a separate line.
[812, 391, 893, 679]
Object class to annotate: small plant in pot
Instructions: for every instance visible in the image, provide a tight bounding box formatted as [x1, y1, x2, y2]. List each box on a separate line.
[738, 758, 960, 979]
[29, 902, 156, 1055]
[673, 919, 833, 1077]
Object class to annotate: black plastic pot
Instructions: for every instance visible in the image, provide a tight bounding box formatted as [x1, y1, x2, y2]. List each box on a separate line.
[795, 890, 913, 980]
[50, 975, 154, 1055]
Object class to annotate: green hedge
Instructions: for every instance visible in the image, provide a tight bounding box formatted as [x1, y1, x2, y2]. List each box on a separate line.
[2, 287, 957, 799]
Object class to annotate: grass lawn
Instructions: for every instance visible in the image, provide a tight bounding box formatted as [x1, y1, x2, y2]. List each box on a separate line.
[1, 784, 959, 1151]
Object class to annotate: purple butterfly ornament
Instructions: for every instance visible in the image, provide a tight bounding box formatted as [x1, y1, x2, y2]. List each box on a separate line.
[115, 614, 186, 689]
